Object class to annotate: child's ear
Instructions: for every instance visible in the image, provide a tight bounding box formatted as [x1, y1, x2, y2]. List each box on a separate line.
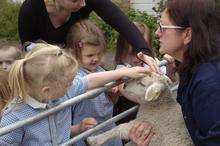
[42, 86, 50, 94]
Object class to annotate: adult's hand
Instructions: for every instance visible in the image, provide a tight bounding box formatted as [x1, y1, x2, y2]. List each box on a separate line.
[129, 121, 155, 146]
[163, 54, 177, 81]
[137, 52, 160, 73]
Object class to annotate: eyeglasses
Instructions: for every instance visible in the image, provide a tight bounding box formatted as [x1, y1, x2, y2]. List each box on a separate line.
[159, 22, 185, 33]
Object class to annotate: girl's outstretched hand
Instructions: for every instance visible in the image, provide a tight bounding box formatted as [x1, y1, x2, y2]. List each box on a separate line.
[121, 66, 150, 79]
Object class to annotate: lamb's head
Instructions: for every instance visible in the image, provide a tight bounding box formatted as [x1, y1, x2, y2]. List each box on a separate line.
[124, 72, 172, 103]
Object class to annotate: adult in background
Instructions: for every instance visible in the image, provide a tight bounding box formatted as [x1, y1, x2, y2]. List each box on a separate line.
[18, 0, 159, 72]
[155, 0, 220, 145]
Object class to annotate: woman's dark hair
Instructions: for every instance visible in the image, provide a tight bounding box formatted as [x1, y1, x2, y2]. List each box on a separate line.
[166, 0, 220, 78]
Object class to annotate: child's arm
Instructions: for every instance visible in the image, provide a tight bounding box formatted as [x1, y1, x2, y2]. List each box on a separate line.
[71, 117, 97, 135]
[86, 66, 149, 90]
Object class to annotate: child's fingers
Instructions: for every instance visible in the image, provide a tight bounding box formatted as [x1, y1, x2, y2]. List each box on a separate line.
[85, 124, 96, 129]
[132, 66, 151, 73]
[82, 117, 97, 125]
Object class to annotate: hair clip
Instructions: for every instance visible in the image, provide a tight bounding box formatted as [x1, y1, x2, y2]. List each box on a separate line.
[78, 41, 84, 48]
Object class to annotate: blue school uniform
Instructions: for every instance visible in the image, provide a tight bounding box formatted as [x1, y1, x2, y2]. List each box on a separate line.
[0, 77, 88, 146]
[177, 61, 220, 146]
[72, 66, 123, 146]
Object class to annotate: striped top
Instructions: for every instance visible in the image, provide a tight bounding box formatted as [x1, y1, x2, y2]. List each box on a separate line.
[72, 66, 123, 146]
[0, 77, 88, 146]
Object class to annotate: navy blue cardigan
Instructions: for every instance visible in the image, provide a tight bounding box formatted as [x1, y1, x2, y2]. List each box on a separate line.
[177, 61, 220, 146]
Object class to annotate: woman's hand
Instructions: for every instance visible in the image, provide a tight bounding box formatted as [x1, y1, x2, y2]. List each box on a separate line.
[137, 52, 160, 73]
[129, 121, 155, 146]
[163, 54, 177, 81]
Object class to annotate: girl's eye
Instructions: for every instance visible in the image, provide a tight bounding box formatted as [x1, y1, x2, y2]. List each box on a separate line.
[87, 55, 93, 57]
[5, 61, 13, 65]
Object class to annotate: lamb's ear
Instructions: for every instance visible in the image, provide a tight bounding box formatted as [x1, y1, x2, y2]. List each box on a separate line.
[145, 82, 165, 101]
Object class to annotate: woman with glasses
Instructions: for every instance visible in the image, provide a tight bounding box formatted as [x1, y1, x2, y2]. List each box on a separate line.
[18, 0, 159, 72]
[153, 0, 220, 145]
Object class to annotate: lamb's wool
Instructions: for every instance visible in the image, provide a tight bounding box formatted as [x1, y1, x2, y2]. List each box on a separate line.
[87, 72, 193, 146]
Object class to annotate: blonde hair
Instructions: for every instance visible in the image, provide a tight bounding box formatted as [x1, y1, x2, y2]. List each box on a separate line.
[0, 69, 11, 113]
[9, 43, 78, 101]
[115, 21, 152, 64]
[66, 19, 106, 61]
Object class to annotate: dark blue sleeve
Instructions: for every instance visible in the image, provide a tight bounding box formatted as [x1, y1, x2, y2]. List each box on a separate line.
[192, 76, 220, 146]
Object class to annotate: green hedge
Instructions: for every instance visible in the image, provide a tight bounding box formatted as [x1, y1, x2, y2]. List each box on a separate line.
[90, 9, 160, 56]
[0, 0, 21, 41]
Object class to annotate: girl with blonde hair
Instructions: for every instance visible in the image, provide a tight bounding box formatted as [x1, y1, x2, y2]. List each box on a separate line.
[0, 43, 149, 145]
[0, 69, 11, 116]
[0, 43, 78, 145]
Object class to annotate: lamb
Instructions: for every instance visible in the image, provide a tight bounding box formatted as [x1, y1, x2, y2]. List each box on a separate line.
[86, 72, 193, 146]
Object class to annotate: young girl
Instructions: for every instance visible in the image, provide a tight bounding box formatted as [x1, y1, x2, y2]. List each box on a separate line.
[114, 22, 152, 126]
[115, 21, 152, 69]
[0, 43, 148, 145]
[0, 69, 11, 116]
[0, 45, 22, 71]
[66, 19, 123, 146]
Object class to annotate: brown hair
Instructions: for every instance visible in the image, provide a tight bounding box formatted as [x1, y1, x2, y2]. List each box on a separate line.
[9, 43, 78, 101]
[66, 19, 106, 61]
[166, 0, 220, 78]
[115, 21, 152, 65]
[0, 69, 11, 113]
